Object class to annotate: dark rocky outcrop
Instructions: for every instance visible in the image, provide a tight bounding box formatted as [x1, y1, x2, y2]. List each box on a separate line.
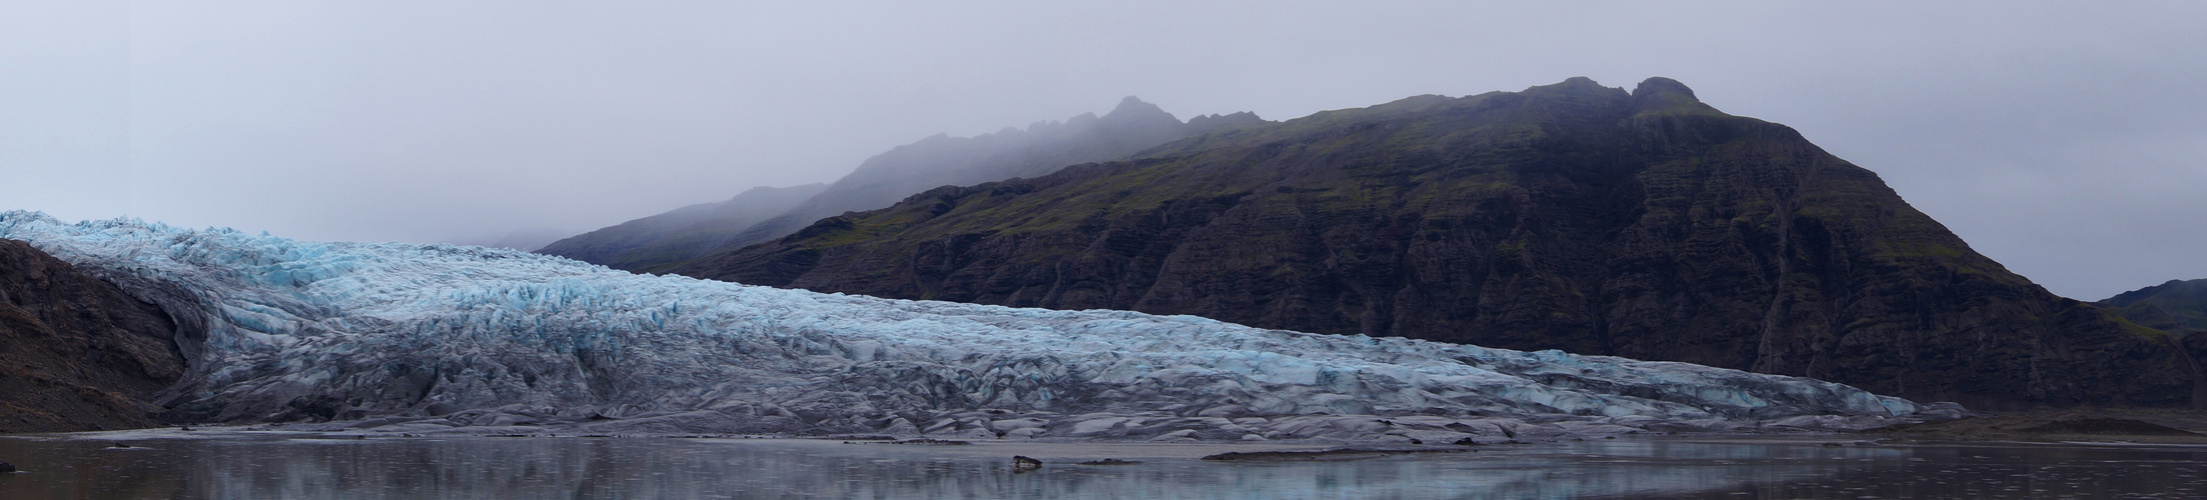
[0, 239, 187, 432]
[536, 183, 828, 271]
[683, 77, 2193, 409]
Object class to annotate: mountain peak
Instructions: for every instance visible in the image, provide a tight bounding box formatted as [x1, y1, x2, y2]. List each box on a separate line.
[1524, 76, 1612, 94]
[1106, 96, 1170, 119]
[1186, 111, 1267, 132]
[1630, 77, 1723, 116]
[1631, 77, 1697, 101]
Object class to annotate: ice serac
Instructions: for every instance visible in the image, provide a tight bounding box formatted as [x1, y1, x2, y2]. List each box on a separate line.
[0, 211, 1931, 440]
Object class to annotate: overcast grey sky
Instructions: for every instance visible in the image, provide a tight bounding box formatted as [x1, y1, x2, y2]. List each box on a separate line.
[3, 1, 2202, 300]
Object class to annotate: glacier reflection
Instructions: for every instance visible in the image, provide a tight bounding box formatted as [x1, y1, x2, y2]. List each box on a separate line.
[3, 435, 2204, 499]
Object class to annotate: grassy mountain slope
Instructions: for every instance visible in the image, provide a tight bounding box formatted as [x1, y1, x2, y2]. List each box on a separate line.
[2102, 279, 2207, 334]
[680, 77, 2193, 408]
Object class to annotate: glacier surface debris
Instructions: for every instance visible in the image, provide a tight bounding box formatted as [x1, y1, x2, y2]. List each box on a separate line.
[0, 211, 1934, 441]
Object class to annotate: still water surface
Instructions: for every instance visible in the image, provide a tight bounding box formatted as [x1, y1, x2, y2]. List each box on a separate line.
[0, 433, 2202, 499]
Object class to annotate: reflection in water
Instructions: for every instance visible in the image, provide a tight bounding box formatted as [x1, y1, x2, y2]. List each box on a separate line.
[0, 435, 2201, 499]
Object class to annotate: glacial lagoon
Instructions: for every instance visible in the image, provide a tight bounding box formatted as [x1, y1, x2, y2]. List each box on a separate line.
[1, 432, 2203, 499]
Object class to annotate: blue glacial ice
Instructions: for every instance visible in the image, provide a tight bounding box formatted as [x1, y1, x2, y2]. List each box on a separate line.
[0, 211, 1943, 441]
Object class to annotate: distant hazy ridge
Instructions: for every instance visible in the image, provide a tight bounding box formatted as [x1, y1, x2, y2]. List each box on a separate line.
[539, 97, 1264, 274]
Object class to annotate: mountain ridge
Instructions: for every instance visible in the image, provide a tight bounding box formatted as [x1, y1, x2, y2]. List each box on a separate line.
[2101, 278, 2207, 334]
[540, 97, 1266, 274]
[537, 183, 828, 270]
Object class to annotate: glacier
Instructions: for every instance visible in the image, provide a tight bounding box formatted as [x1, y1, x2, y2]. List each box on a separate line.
[0, 211, 1947, 442]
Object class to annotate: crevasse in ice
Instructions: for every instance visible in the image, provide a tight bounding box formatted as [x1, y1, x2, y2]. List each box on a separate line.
[0, 211, 1925, 439]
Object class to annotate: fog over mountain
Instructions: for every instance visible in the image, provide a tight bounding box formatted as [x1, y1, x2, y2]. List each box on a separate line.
[3, 2, 2203, 300]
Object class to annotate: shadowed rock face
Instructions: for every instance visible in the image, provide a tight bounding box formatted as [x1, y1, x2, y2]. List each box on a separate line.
[0, 239, 185, 432]
[684, 77, 2194, 409]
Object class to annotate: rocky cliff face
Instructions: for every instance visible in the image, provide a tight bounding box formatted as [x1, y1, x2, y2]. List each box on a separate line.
[0, 239, 186, 432]
[537, 183, 828, 271]
[683, 77, 2193, 409]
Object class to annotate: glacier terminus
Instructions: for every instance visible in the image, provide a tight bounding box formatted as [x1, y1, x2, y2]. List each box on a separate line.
[0, 211, 1954, 443]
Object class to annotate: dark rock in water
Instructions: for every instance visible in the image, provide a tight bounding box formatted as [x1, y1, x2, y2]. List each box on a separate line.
[1075, 459, 1141, 466]
[109, 443, 131, 449]
[696, 77, 2196, 410]
[0, 461, 14, 473]
[1012, 455, 1042, 471]
[0, 239, 188, 433]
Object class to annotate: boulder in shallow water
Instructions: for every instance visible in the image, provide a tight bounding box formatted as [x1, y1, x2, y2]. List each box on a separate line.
[0, 461, 14, 473]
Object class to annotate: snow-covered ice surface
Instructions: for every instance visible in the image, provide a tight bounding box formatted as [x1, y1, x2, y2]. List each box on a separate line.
[0, 212, 1945, 442]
